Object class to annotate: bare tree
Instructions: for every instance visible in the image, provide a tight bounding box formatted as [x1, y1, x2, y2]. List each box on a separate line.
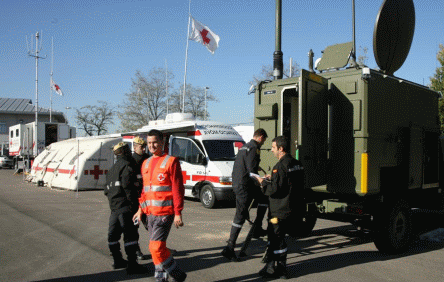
[249, 63, 300, 86]
[119, 68, 173, 131]
[358, 46, 369, 66]
[169, 84, 218, 120]
[75, 101, 115, 136]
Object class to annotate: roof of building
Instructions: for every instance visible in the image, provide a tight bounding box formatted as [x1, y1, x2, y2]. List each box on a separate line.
[0, 98, 63, 114]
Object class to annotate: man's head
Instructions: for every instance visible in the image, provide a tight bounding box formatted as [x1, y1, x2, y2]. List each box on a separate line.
[147, 129, 164, 156]
[113, 142, 130, 156]
[271, 136, 288, 159]
[253, 128, 268, 146]
[133, 136, 147, 155]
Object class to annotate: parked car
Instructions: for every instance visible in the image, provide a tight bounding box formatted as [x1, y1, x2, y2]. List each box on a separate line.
[0, 156, 13, 169]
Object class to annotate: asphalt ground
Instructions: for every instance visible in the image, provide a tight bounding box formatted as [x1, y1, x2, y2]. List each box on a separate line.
[1, 169, 444, 282]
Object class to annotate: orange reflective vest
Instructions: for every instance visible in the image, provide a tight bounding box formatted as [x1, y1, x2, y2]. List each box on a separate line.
[139, 154, 175, 215]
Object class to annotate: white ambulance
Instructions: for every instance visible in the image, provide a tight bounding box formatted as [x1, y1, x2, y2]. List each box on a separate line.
[128, 113, 245, 208]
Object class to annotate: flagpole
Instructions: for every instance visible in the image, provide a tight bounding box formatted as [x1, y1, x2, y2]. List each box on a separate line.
[165, 59, 169, 116]
[50, 37, 53, 122]
[182, 0, 191, 113]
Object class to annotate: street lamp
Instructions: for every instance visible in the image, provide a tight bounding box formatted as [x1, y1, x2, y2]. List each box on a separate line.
[204, 87, 209, 121]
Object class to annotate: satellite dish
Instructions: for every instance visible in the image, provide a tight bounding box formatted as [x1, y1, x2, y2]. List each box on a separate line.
[373, 0, 415, 75]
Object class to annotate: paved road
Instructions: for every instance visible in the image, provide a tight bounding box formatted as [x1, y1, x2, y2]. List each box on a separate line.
[1, 169, 444, 282]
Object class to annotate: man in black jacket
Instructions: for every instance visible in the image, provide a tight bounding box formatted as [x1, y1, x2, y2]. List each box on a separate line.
[131, 136, 149, 260]
[104, 142, 146, 275]
[221, 128, 268, 262]
[255, 136, 304, 279]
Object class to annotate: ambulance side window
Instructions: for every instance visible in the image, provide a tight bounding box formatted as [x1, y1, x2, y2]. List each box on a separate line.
[171, 138, 202, 164]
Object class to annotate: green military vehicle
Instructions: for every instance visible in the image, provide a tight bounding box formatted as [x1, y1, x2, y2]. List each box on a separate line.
[254, 0, 443, 254]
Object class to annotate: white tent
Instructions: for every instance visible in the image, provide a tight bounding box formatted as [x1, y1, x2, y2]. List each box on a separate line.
[29, 136, 122, 190]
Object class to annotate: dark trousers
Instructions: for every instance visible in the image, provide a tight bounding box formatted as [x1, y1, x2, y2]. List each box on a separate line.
[267, 218, 288, 261]
[233, 185, 268, 226]
[108, 210, 139, 261]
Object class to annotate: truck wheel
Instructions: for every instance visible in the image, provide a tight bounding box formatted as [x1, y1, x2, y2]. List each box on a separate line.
[287, 214, 317, 238]
[373, 200, 412, 254]
[200, 185, 216, 209]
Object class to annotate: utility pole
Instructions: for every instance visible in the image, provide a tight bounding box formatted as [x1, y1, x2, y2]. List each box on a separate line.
[28, 31, 46, 157]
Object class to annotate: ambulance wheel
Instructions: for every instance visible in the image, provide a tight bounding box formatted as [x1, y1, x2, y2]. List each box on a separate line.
[373, 199, 412, 254]
[200, 185, 216, 209]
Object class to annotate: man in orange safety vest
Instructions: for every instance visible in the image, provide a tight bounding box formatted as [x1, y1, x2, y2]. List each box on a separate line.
[133, 129, 187, 282]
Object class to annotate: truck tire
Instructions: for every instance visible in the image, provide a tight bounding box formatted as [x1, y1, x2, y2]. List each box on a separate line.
[373, 199, 412, 254]
[287, 214, 317, 238]
[200, 185, 216, 209]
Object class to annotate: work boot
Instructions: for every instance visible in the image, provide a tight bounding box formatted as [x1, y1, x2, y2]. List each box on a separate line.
[112, 258, 128, 270]
[259, 261, 276, 278]
[126, 261, 147, 275]
[221, 246, 238, 262]
[275, 261, 288, 279]
[252, 227, 267, 239]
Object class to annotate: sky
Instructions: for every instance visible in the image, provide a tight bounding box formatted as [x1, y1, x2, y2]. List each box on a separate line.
[1, 0, 443, 134]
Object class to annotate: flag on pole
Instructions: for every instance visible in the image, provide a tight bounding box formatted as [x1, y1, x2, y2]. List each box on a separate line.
[51, 78, 64, 96]
[189, 16, 220, 54]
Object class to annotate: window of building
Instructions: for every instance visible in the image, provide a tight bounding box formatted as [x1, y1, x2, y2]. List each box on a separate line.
[0, 123, 7, 134]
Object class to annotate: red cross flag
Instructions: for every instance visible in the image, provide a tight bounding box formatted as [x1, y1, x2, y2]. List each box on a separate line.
[51, 78, 64, 96]
[189, 16, 220, 54]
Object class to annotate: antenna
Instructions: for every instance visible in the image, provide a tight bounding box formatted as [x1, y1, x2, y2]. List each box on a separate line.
[27, 31, 47, 157]
[349, 0, 357, 67]
[50, 37, 54, 122]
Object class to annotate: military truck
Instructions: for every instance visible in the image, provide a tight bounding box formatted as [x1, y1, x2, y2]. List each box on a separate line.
[254, 0, 443, 254]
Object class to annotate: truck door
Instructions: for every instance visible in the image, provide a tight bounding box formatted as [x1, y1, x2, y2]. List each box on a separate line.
[169, 136, 207, 197]
[298, 70, 329, 188]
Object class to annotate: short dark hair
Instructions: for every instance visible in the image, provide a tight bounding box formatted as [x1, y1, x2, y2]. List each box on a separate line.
[272, 136, 289, 152]
[253, 128, 268, 138]
[147, 129, 163, 141]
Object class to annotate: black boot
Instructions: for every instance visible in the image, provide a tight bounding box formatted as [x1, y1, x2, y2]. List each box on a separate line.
[136, 245, 145, 260]
[259, 261, 276, 278]
[221, 245, 238, 262]
[109, 243, 127, 269]
[125, 244, 147, 275]
[275, 260, 288, 279]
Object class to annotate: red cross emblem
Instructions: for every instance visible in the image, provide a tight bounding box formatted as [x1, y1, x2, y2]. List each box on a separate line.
[69, 166, 76, 178]
[157, 173, 165, 182]
[182, 171, 191, 183]
[200, 29, 211, 45]
[84, 165, 104, 180]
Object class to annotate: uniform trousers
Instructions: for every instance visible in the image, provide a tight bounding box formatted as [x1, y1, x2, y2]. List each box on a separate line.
[146, 214, 185, 280]
[108, 209, 139, 260]
[266, 217, 288, 262]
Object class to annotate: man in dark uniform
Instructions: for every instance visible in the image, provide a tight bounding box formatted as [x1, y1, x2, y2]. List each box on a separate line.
[221, 128, 268, 261]
[131, 136, 149, 260]
[104, 142, 146, 275]
[255, 136, 304, 279]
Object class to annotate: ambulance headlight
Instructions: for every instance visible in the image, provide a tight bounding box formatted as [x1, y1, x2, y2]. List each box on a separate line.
[219, 176, 232, 185]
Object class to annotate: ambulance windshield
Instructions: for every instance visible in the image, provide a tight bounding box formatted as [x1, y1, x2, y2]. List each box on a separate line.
[203, 140, 245, 161]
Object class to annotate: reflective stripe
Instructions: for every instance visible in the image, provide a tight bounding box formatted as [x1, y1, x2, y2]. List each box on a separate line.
[152, 200, 173, 207]
[141, 200, 150, 208]
[145, 157, 153, 169]
[258, 203, 268, 207]
[160, 155, 171, 169]
[108, 241, 119, 246]
[152, 185, 172, 192]
[232, 222, 242, 228]
[274, 248, 288, 254]
[143, 186, 150, 193]
[124, 241, 138, 247]
[115, 181, 121, 186]
[288, 165, 303, 172]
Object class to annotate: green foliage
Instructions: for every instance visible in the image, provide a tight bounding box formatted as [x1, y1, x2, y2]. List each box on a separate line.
[430, 44, 444, 134]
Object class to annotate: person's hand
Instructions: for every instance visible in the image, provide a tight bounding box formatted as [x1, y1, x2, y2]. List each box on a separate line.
[174, 215, 184, 228]
[264, 174, 271, 180]
[133, 209, 142, 223]
[255, 175, 264, 185]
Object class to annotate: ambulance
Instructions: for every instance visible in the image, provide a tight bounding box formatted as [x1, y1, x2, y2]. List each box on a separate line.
[128, 113, 245, 208]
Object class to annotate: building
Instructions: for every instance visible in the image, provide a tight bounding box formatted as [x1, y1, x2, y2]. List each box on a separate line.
[0, 98, 67, 146]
